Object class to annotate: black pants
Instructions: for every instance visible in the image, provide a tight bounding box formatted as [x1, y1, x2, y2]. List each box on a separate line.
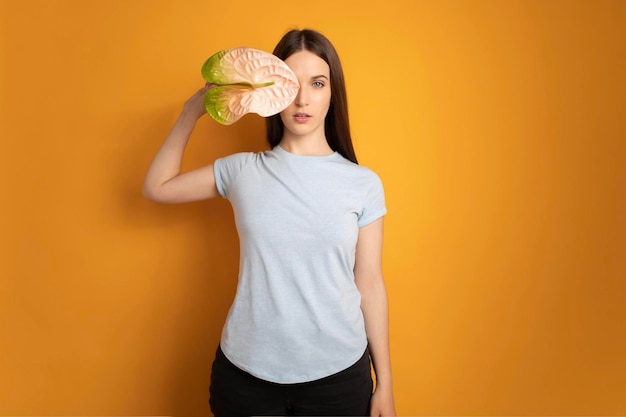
[209, 345, 373, 416]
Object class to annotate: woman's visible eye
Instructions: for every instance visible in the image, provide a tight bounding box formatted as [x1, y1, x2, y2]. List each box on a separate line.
[313, 81, 325, 88]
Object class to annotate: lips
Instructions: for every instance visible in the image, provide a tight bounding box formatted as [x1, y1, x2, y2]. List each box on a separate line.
[293, 112, 311, 123]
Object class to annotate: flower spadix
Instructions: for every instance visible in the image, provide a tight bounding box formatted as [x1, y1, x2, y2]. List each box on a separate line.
[201, 47, 300, 125]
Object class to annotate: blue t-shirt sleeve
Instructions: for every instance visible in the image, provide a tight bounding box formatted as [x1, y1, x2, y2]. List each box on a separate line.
[213, 152, 255, 198]
[357, 171, 387, 227]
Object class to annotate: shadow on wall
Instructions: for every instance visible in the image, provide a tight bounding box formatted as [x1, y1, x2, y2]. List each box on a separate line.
[113, 107, 267, 416]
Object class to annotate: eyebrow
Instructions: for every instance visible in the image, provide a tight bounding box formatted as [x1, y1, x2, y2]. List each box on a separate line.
[311, 74, 329, 80]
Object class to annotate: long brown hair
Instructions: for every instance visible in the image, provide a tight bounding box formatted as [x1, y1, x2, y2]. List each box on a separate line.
[266, 29, 358, 164]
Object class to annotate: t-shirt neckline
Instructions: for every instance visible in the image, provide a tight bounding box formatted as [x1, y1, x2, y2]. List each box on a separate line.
[274, 144, 340, 161]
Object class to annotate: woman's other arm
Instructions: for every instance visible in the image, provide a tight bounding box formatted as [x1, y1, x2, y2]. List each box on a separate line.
[354, 217, 396, 417]
[143, 84, 220, 204]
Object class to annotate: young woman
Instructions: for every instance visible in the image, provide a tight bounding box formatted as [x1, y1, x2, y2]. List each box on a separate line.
[143, 29, 396, 417]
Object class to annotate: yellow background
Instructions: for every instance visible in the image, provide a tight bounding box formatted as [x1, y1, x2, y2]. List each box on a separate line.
[1, 0, 625, 415]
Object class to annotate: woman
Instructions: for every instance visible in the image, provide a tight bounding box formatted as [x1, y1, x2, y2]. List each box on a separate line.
[143, 29, 396, 417]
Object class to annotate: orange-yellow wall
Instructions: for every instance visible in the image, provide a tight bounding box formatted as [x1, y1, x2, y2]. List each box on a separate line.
[1, 0, 625, 415]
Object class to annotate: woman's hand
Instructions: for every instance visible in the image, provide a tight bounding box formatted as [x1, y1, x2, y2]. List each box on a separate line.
[181, 83, 214, 120]
[370, 384, 396, 416]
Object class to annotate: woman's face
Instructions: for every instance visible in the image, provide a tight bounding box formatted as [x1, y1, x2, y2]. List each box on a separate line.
[280, 50, 332, 140]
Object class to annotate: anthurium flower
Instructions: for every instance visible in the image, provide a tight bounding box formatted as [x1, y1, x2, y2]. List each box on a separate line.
[201, 47, 300, 125]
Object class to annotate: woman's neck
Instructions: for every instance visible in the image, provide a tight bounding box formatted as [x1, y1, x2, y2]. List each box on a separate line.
[278, 134, 334, 156]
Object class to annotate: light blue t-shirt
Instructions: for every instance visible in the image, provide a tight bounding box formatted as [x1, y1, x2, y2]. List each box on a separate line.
[213, 145, 386, 383]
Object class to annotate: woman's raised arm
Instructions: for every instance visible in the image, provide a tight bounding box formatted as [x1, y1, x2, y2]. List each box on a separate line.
[143, 85, 220, 204]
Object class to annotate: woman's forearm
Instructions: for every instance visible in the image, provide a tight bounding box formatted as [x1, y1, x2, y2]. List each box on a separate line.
[360, 278, 393, 389]
[143, 112, 197, 199]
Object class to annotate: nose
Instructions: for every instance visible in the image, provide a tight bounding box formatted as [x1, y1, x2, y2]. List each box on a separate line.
[295, 85, 308, 107]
